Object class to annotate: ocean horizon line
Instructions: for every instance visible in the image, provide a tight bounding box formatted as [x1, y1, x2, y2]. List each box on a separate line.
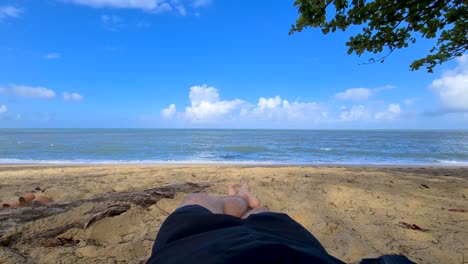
[1, 128, 468, 132]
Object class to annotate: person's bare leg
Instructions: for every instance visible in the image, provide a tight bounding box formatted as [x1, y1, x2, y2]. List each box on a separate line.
[241, 206, 269, 219]
[178, 181, 260, 218]
[221, 196, 248, 217]
[237, 180, 260, 209]
[179, 193, 224, 214]
[179, 187, 249, 217]
[224, 181, 262, 218]
[222, 183, 249, 217]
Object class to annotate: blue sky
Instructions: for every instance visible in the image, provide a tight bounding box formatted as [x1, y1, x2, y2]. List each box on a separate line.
[0, 0, 467, 129]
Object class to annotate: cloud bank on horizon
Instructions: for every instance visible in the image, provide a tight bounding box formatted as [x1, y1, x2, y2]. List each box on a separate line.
[161, 84, 327, 123]
[161, 84, 402, 127]
[159, 55, 467, 128]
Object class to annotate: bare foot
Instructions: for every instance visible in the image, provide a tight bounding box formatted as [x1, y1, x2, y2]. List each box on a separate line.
[228, 183, 237, 196]
[237, 181, 260, 208]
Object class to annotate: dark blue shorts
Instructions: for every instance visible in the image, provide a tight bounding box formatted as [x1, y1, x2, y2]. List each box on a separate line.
[147, 205, 344, 264]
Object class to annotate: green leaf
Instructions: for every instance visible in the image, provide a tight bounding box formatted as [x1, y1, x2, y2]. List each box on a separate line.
[290, 0, 468, 72]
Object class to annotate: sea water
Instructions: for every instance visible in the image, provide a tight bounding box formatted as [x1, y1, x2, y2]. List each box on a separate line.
[0, 129, 467, 165]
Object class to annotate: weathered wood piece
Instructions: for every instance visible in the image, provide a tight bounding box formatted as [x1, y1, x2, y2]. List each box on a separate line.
[0, 182, 210, 240]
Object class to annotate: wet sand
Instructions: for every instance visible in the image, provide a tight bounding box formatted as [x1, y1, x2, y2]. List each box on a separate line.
[0, 165, 467, 263]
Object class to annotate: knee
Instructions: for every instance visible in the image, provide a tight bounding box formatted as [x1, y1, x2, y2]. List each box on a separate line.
[223, 196, 245, 208]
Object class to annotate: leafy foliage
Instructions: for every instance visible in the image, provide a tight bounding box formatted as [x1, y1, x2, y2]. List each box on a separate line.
[290, 0, 468, 72]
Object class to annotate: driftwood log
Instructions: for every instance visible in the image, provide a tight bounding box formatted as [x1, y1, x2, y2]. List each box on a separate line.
[0, 182, 211, 246]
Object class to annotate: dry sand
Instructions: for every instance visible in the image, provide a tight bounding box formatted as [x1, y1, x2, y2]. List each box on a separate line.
[0, 165, 467, 263]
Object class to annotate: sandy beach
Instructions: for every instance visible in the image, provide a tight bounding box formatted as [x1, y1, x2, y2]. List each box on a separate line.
[0, 165, 467, 263]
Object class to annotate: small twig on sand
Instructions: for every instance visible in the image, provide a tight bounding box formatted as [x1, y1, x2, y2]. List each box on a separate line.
[4, 247, 28, 263]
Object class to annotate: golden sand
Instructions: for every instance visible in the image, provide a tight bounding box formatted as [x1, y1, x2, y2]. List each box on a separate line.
[0, 165, 467, 263]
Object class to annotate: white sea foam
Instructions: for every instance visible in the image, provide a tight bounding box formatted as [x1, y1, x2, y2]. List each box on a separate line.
[435, 160, 468, 166]
[319, 148, 333, 151]
[0, 158, 278, 165]
[1, 158, 466, 166]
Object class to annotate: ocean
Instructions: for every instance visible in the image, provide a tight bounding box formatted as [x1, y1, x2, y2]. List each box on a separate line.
[0, 129, 467, 165]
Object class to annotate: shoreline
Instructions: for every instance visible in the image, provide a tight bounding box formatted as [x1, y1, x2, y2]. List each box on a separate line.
[1, 165, 467, 264]
[1, 162, 468, 167]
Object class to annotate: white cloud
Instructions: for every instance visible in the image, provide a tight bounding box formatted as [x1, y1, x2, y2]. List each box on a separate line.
[161, 104, 176, 119]
[339, 103, 402, 122]
[430, 54, 468, 112]
[0, 6, 22, 20]
[65, 0, 157, 10]
[189, 84, 220, 104]
[257, 96, 282, 110]
[152, 2, 172, 12]
[175, 4, 186, 15]
[374, 104, 401, 120]
[245, 96, 282, 120]
[246, 96, 326, 121]
[170, 0, 186, 15]
[160, 85, 408, 127]
[0, 105, 7, 114]
[335, 85, 395, 101]
[101, 14, 123, 30]
[44, 53, 61, 59]
[63, 92, 84, 101]
[339, 105, 370, 121]
[335, 88, 371, 101]
[184, 85, 244, 122]
[12, 85, 56, 99]
[62, 0, 209, 14]
[162, 84, 327, 124]
[63, 0, 173, 12]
